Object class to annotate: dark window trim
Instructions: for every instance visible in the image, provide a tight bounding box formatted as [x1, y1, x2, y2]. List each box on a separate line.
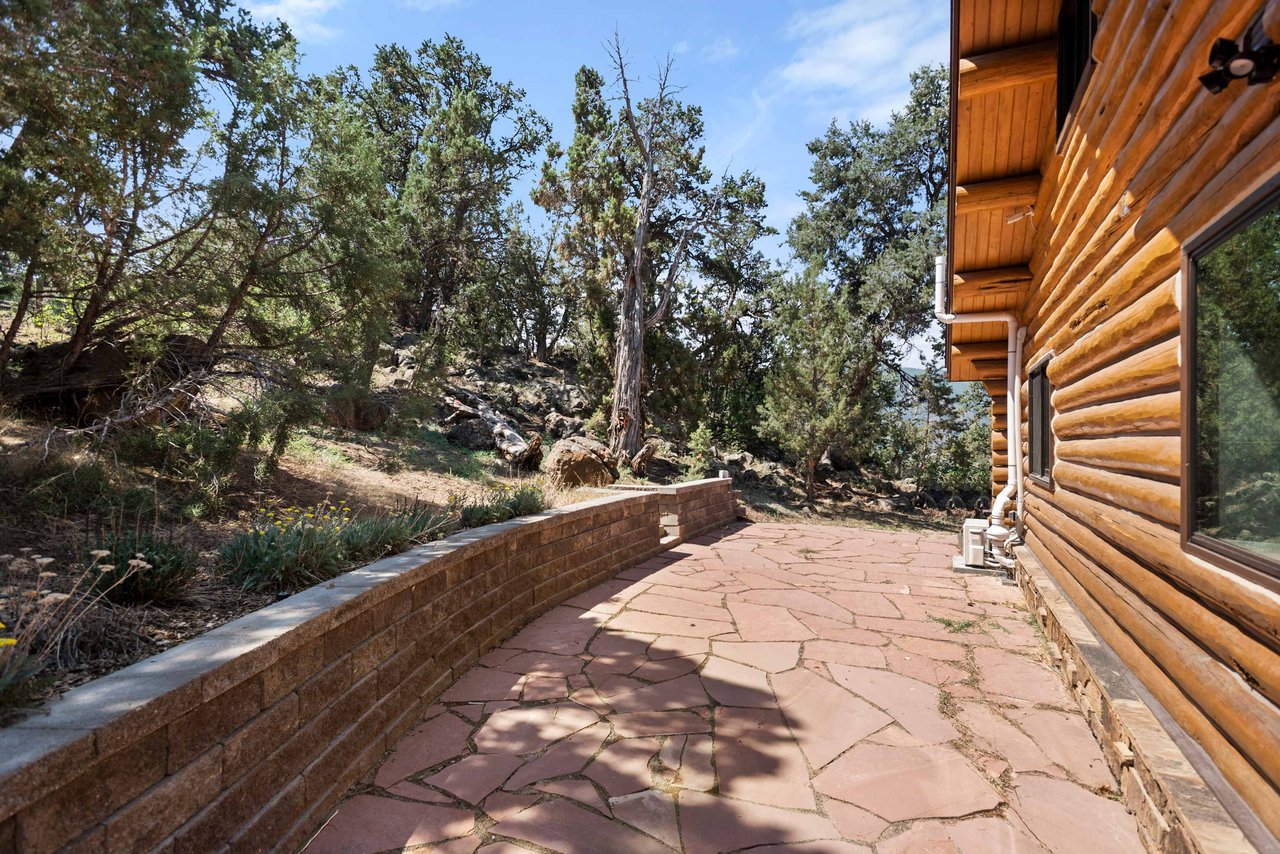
[1027, 355, 1054, 488]
[1181, 173, 1280, 584]
[1054, 0, 1098, 152]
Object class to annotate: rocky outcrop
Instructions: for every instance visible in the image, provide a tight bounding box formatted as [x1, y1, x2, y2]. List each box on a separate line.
[545, 411, 584, 439]
[446, 418, 495, 450]
[544, 436, 618, 487]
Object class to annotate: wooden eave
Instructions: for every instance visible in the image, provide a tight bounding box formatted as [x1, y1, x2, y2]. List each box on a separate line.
[945, 0, 1060, 383]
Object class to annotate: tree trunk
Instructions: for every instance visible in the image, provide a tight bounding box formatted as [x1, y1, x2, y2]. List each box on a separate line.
[609, 272, 646, 459]
[0, 253, 38, 377]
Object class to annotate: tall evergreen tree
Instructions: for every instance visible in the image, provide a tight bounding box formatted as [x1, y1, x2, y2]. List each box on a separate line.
[759, 268, 858, 500]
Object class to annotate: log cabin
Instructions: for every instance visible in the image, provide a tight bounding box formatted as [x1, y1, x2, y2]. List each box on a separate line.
[942, 0, 1280, 850]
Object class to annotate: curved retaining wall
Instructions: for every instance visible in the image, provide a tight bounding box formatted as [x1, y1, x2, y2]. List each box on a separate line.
[0, 492, 662, 853]
[606, 476, 742, 544]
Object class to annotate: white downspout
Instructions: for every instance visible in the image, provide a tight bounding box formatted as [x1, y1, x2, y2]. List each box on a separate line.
[933, 256, 1021, 548]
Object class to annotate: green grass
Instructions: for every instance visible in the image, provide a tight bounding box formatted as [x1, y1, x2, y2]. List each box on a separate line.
[401, 424, 501, 480]
[284, 435, 353, 469]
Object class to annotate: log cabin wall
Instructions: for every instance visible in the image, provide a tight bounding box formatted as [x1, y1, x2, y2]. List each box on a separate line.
[948, 0, 1280, 840]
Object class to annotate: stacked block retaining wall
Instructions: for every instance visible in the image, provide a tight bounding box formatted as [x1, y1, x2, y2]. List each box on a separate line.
[0, 492, 661, 853]
[606, 477, 741, 544]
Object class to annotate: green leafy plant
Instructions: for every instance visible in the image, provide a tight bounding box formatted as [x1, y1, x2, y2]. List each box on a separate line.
[684, 423, 716, 479]
[220, 500, 451, 592]
[88, 530, 198, 604]
[450, 483, 546, 528]
[1, 551, 119, 714]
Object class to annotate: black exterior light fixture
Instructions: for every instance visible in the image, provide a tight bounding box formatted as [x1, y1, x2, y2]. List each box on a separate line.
[1199, 17, 1280, 94]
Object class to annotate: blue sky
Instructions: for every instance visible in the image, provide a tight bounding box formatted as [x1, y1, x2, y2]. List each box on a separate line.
[246, 0, 951, 258]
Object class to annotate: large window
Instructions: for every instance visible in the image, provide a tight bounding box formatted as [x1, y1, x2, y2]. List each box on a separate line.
[1057, 0, 1097, 136]
[1188, 186, 1280, 573]
[1028, 361, 1053, 482]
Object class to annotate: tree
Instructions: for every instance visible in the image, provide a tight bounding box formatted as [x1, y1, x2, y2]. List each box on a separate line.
[537, 36, 750, 461]
[334, 36, 549, 378]
[788, 64, 948, 455]
[759, 268, 859, 500]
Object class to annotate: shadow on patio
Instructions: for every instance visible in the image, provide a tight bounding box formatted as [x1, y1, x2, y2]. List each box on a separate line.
[304, 523, 1145, 853]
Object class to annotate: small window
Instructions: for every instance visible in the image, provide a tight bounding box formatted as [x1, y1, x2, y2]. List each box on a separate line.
[1029, 362, 1053, 481]
[1057, 0, 1097, 135]
[1188, 186, 1280, 573]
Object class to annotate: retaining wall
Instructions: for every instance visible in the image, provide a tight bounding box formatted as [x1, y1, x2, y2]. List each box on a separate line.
[606, 477, 742, 544]
[0, 492, 663, 853]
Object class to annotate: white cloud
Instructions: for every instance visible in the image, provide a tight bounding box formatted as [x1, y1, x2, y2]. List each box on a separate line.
[246, 0, 342, 41]
[703, 36, 741, 62]
[778, 0, 948, 124]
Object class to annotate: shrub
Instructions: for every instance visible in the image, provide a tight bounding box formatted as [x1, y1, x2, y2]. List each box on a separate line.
[451, 483, 546, 528]
[88, 529, 198, 604]
[220, 500, 450, 592]
[1, 551, 113, 714]
[684, 423, 716, 479]
[23, 458, 117, 515]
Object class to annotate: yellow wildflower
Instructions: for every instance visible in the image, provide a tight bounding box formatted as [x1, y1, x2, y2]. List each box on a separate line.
[0, 638, 16, 648]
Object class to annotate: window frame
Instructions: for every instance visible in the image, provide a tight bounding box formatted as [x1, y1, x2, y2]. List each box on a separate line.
[1054, 0, 1098, 151]
[1181, 175, 1280, 582]
[1027, 356, 1054, 487]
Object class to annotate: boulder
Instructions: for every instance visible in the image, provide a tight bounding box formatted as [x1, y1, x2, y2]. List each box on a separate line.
[545, 411, 584, 439]
[446, 418, 494, 451]
[544, 436, 618, 487]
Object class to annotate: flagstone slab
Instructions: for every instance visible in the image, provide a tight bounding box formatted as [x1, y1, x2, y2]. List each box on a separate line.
[1011, 775, 1144, 853]
[773, 667, 892, 770]
[678, 791, 841, 854]
[828, 664, 958, 744]
[610, 790, 681, 849]
[488, 797, 670, 854]
[974, 646, 1075, 707]
[812, 743, 1002, 821]
[711, 640, 802, 672]
[701, 655, 775, 707]
[715, 707, 815, 810]
[313, 522, 1142, 854]
[373, 712, 475, 787]
[471, 703, 599, 754]
[308, 796, 475, 852]
[727, 601, 817, 641]
[423, 753, 524, 805]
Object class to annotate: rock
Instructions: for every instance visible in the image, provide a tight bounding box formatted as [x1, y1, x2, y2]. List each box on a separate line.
[630, 442, 657, 475]
[544, 436, 618, 487]
[868, 497, 898, 514]
[724, 450, 754, 467]
[545, 412, 584, 439]
[827, 445, 859, 472]
[446, 418, 495, 451]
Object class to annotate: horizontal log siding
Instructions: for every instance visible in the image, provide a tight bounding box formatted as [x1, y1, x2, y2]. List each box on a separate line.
[1015, 0, 1280, 838]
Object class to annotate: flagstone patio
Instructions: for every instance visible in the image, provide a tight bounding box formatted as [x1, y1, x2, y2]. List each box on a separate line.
[305, 522, 1144, 853]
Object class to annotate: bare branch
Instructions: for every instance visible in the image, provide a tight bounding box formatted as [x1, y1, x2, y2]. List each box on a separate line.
[609, 31, 649, 163]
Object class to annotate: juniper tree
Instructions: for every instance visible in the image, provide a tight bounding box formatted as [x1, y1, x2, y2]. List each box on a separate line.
[759, 268, 859, 501]
[536, 36, 762, 460]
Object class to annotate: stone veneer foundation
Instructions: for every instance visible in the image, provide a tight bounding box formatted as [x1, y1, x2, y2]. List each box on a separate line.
[0, 481, 739, 853]
[1014, 546, 1267, 854]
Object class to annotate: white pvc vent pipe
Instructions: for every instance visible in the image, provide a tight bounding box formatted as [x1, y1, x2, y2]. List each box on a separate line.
[933, 256, 1024, 548]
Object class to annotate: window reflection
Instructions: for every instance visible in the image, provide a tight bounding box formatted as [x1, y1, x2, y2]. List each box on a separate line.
[1193, 195, 1280, 563]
